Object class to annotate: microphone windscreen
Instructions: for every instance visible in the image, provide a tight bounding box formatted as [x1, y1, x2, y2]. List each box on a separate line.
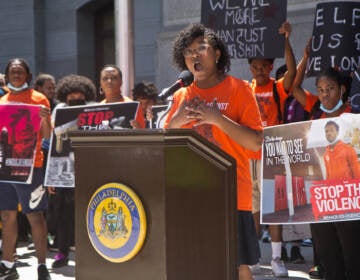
[178, 70, 194, 86]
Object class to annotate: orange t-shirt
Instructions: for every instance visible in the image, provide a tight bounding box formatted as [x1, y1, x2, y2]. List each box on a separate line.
[303, 89, 319, 114]
[249, 78, 287, 160]
[250, 77, 288, 127]
[101, 96, 145, 128]
[164, 76, 263, 211]
[0, 88, 50, 167]
[324, 140, 360, 180]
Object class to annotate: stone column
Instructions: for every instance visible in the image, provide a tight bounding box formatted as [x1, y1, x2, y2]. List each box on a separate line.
[114, 0, 134, 97]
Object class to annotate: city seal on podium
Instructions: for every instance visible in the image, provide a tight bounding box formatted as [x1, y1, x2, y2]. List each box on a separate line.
[87, 182, 147, 263]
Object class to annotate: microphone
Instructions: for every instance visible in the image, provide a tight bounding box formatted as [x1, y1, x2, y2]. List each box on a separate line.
[158, 70, 194, 101]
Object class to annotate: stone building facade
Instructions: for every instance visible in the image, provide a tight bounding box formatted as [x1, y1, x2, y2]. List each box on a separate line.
[0, 0, 327, 95]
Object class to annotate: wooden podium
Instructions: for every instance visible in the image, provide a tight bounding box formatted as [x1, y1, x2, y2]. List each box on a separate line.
[70, 129, 238, 280]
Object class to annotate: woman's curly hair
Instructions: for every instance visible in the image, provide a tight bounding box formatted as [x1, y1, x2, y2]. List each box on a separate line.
[172, 23, 231, 74]
[56, 74, 96, 102]
[132, 81, 158, 102]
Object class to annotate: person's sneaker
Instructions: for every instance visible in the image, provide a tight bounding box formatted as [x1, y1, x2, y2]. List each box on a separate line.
[0, 262, 19, 280]
[27, 242, 35, 250]
[48, 243, 59, 252]
[249, 262, 262, 275]
[261, 229, 271, 243]
[309, 265, 324, 279]
[47, 238, 58, 252]
[290, 245, 305, 264]
[52, 252, 69, 268]
[38, 264, 51, 280]
[271, 257, 288, 277]
[301, 238, 313, 247]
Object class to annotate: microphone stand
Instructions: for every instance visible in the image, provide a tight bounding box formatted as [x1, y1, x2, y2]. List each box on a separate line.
[155, 98, 173, 129]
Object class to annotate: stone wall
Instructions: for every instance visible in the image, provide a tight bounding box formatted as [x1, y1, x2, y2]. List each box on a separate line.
[156, 0, 325, 93]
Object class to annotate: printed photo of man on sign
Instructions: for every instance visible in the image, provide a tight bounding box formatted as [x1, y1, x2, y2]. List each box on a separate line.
[261, 113, 360, 224]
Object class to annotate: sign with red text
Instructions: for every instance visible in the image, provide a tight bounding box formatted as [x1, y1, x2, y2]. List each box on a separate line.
[44, 102, 139, 188]
[261, 113, 360, 224]
[0, 104, 41, 184]
[310, 178, 360, 222]
[306, 1, 360, 77]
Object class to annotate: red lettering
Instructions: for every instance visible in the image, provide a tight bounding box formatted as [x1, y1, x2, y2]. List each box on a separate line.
[94, 112, 104, 125]
[77, 110, 116, 126]
[78, 113, 87, 126]
[105, 111, 114, 120]
[86, 112, 96, 125]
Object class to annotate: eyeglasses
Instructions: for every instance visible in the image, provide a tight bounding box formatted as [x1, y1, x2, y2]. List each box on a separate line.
[183, 44, 210, 58]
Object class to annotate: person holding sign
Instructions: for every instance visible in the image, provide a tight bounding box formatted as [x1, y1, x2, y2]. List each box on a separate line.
[248, 21, 296, 127]
[132, 80, 163, 128]
[274, 64, 310, 265]
[293, 62, 360, 279]
[291, 40, 351, 120]
[0, 58, 52, 280]
[247, 21, 296, 278]
[164, 23, 263, 280]
[48, 74, 97, 269]
[99, 64, 145, 128]
[34, 73, 57, 112]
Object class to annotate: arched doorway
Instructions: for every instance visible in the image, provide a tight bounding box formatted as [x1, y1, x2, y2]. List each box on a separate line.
[77, 0, 114, 99]
[94, 2, 115, 97]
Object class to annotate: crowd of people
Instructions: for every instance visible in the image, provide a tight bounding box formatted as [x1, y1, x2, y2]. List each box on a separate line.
[0, 59, 161, 280]
[0, 20, 359, 280]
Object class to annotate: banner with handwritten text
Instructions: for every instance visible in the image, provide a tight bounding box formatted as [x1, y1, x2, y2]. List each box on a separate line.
[201, 0, 287, 59]
[307, 1, 360, 77]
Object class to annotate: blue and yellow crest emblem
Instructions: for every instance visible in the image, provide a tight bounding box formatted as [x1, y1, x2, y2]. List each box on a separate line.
[87, 182, 146, 262]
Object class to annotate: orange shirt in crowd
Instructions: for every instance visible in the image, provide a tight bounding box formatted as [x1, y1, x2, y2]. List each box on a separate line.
[164, 76, 263, 211]
[250, 77, 288, 127]
[249, 78, 288, 160]
[0, 88, 50, 168]
[303, 89, 319, 114]
[324, 140, 360, 180]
